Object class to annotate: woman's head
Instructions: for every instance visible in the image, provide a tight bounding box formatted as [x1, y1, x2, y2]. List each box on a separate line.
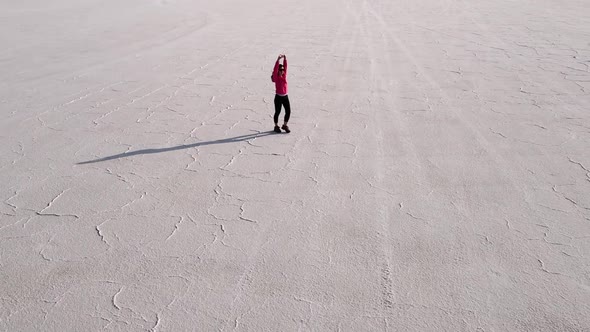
[278, 64, 285, 76]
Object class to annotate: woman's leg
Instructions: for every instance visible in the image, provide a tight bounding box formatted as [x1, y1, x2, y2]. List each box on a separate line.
[283, 96, 291, 123]
[273, 95, 281, 125]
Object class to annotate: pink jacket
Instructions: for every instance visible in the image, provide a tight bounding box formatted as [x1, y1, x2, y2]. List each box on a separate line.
[271, 58, 288, 95]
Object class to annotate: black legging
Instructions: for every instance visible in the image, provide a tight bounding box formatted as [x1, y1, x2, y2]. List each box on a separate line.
[274, 94, 291, 124]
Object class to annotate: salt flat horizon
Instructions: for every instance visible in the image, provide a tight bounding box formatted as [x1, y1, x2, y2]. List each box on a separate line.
[1, 0, 589, 330]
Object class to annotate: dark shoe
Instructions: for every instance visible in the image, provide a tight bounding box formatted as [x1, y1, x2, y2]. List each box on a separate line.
[281, 124, 290, 133]
[274, 125, 281, 133]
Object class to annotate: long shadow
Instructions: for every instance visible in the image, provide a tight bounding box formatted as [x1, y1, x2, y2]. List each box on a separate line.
[77, 131, 276, 165]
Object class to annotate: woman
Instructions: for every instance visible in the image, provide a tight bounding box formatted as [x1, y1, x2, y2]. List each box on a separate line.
[271, 54, 291, 133]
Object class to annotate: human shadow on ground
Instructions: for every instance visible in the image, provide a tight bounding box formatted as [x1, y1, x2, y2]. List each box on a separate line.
[77, 131, 275, 165]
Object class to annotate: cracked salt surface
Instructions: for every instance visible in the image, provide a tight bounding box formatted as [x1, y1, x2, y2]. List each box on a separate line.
[1, 0, 590, 330]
